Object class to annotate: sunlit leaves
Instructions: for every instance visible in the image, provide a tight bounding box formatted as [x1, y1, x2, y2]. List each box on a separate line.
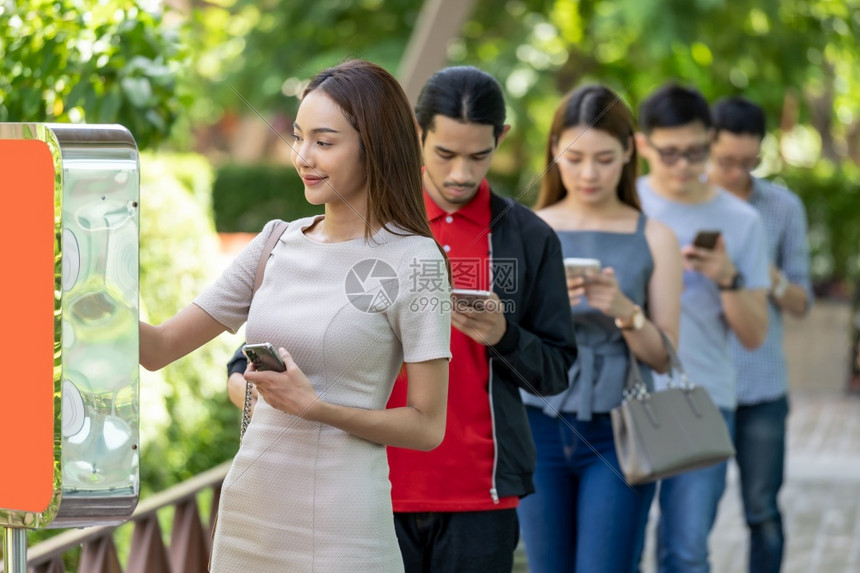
[184, 0, 423, 123]
[0, 0, 187, 149]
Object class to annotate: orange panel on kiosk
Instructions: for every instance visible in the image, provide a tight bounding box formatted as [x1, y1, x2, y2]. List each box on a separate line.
[0, 139, 56, 513]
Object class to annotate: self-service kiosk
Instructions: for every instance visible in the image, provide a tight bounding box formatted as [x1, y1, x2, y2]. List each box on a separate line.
[0, 123, 140, 571]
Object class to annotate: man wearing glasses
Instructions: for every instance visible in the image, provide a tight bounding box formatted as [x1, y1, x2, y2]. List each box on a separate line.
[709, 96, 812, 573]
[635, 83, 770, 573]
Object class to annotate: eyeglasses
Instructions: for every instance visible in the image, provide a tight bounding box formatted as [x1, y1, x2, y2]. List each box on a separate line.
[712, 155, 761, 172]
[647, 140, 710, 166]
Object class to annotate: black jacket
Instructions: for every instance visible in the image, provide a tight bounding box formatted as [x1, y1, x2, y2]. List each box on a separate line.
[228, 191, 577, 500]
[478, 191, 576, 500]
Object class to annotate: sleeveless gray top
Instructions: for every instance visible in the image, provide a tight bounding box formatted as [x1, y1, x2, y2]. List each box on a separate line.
[522, 214, 654, 421]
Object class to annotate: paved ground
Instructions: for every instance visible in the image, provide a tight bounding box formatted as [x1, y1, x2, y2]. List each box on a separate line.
[515, 301, 860, 572]
[642, 391, 860, 573]
[220, 236, 860, 571]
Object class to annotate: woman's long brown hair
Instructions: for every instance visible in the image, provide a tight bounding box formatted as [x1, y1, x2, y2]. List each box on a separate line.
[535, 84, 640, 211]
[303, 60, 439, 245]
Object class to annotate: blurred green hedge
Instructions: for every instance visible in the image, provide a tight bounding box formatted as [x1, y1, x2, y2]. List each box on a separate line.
[210, 162, 528, 230]
[137, 152, 243, 493]
[209, 161, 860, 285]
[211, 164, 322, 232]
[775, 162, 860, 284]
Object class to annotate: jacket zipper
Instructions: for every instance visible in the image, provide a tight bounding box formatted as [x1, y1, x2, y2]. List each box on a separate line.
[487, 231, 500, 504]
[488, 357, 499, 504]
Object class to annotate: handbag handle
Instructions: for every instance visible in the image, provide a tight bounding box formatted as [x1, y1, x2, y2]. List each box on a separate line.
[657, 330, 693, 390]
[623, 330, 692, 400]
[623, 350, 649, 400]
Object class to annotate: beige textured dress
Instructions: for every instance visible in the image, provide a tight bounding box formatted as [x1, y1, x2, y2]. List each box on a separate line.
[195, 217, 451, 572]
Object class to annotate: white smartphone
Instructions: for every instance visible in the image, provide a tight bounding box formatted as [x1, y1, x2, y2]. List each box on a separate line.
[242, 342, 287, 372]
[451, 288, 493, 310]
[563, 257, 602, 279]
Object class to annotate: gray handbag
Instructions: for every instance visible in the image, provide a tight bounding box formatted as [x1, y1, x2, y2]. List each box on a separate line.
[610, 332, 735, 485]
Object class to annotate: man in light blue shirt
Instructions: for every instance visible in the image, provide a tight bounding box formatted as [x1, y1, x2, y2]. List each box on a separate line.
[709, 96, 812, 573]
[635, 83, 770, 573]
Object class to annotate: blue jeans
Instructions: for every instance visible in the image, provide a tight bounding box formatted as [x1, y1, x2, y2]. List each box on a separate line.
[735, 396, 788, 573]
[656, 408, 735, 573]
[518, 406, 656, 573]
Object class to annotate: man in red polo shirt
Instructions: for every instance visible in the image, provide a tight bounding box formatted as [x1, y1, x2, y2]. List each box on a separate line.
[386, 66, 575, 572]
[226, 66, 575, 572]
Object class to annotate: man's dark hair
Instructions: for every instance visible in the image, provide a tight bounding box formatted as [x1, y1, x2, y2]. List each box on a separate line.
[638, 82, 712, 134]
[415, 66, 507, 143]
[711, 96, 766, 140]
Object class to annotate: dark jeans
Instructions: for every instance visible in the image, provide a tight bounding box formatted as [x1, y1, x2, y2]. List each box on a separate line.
[517, 407, 656, 573]
[735, 396, 789, 573]
[394, 508, 519, 573]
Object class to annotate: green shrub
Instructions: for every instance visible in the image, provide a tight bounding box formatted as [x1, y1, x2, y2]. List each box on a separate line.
[211, 163, 322, 232]
[138, 152, 244, 493]
[142, 152, 216, 218]
[774, 162, 860, 283]
[20, 152, 243, 562]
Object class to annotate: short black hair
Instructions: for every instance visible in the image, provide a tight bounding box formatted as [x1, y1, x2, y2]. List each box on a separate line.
[712, 96, 766, 140]
[638, 82, 712, 134]
[415, 66, 507, 143]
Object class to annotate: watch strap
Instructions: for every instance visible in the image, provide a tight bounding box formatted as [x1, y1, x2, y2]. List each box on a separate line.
[718, 271, 744, 291]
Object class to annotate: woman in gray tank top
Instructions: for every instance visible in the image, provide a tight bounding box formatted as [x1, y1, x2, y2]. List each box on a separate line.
[518, 85, 682, 573]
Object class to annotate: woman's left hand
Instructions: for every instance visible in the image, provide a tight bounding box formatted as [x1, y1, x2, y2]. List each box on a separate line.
[583, 267, 636, 320]
[243, 348, 321, 419]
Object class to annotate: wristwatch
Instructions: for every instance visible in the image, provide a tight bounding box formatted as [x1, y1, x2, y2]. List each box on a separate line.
[616, 305, 645, 331]
[718, 271, 745, 291]
[772, 271, 790, 298]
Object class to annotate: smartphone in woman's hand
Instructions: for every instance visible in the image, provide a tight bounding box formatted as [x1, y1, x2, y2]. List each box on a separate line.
[564, 258, 602, 280]
[243, 343, 287, 372]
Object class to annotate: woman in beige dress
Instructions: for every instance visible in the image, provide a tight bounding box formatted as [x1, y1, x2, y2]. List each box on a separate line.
[140, 60, 452, 572]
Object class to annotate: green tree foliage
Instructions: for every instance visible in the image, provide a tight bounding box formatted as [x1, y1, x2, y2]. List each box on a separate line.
[454, 0, 859, 180]
[0, 0, 188, 149]
[184, 0, 860, 278]
[453, 0, 860, 279]
[184, 0, 421, 122]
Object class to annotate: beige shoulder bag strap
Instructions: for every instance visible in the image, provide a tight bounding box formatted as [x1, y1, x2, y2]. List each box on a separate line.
[253, 220, 290, 294]
[242, 220, 290, 439]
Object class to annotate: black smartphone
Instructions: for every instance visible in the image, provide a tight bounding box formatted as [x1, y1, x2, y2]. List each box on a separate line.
[692, 230, 721, 250]
[242, 342, 287, 372]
